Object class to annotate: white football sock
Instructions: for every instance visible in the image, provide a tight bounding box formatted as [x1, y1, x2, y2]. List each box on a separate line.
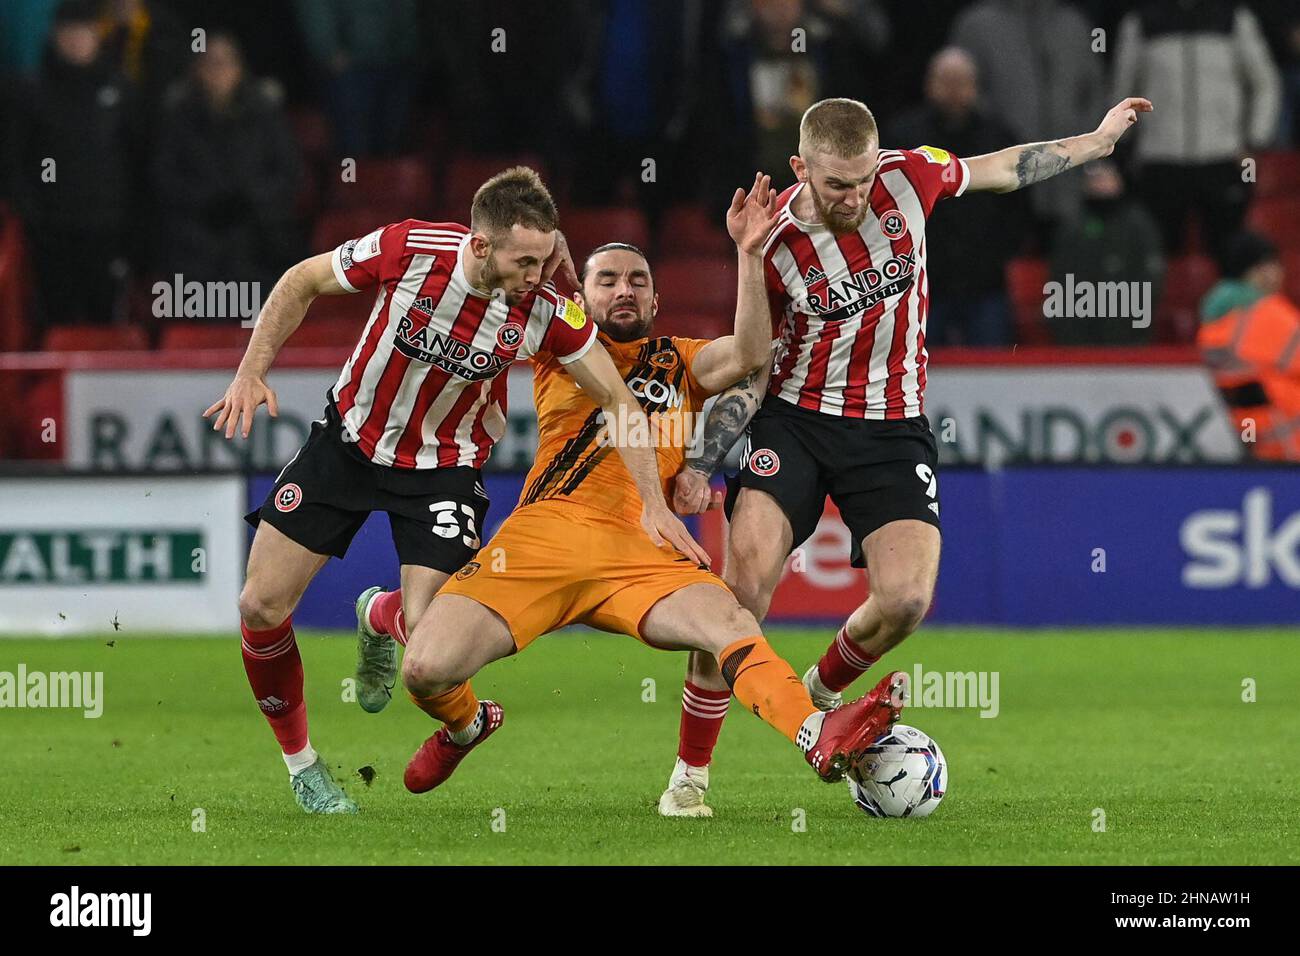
[448, 705, 484, 745]
[284, 741, 318, 777]
[795, 711, 826, 753]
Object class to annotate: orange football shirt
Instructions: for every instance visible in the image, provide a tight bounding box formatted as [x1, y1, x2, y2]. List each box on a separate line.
[519, 332, 712, 525]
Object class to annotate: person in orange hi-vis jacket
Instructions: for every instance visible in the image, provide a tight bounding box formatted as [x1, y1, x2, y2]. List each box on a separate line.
[1198, 232, 1300, 461]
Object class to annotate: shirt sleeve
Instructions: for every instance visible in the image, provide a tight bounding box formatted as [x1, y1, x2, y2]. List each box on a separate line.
[900, 146, 971, 216]
[330, 220, 413, 293]
[533, 294, 598, 365]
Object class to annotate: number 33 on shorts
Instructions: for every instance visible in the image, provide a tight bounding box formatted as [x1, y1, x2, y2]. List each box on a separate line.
[429, 500, 481, 549]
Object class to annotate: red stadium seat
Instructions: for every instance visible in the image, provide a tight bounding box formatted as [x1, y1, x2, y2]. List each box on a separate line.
[1253, 151, 1300, 200]
[651, 256, 736, 320]
[310, 208, 390, 253]
[325, 156, 435, 214]
[1246, 197, 1300, 249]
[655, 312, 732, 340]
[159, 323, 252, 350]
[1004, 257, 1049, 343]
[562, 207, 652, 263]
[1155, 254, 1219, 344]
[41, 325, 149, 351]
[1284, 250, 1300, 305]
[659, 205, 730, 256]
[289, 108, 332, 161]
[442, 154, 548, 215]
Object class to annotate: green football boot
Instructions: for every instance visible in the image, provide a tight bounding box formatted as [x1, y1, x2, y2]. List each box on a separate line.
[290, 757, 358, 814]
[355, 586, 398, 714]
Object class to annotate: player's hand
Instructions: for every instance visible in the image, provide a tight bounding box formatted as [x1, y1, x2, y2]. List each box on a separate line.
[727, 172, 780, 255]
[1093, 97, 1152, 155]
[203, 373, 279, 440]
[642, 502, 713, 568]
[671, 466, 723, 515]
[541, 229, 579, 290]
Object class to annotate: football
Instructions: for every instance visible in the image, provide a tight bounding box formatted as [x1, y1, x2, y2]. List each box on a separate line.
[847, 724, 947, 818]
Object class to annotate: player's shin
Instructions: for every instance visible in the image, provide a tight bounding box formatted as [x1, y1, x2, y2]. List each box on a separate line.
[408, 681, 483, 742]
[716, 637, 821, 744]
[240, 616, 312, 771]
[815, 622, 880, 693]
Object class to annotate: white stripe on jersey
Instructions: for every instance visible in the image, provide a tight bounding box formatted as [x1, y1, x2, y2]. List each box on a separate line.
[333, 282, 390, 411]
[371, 278, 474, 465]
[877, 166, 929, 415]
[339, 253, 437, 446]
[416, 298, 504, 468]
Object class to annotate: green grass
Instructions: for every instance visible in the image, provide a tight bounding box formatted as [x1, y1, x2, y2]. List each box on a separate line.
[1, 628, 1297, 865]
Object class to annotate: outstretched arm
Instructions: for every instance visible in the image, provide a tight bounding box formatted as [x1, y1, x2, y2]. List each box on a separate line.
[204, 252, 344, 439]
[965, 97, 1153, 194]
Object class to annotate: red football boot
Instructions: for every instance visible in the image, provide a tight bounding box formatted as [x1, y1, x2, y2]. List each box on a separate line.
[404, 701, 504, 794]
[803, 671, 908, 782]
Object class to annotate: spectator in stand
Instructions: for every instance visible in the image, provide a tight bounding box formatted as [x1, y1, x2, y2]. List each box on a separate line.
[562, 0, 707, 223]
[949, 0, 1104, 235]
[98, 0, 189, 108]
[151, 33, 301, 299]
[1198, 232, 1300, 461]
[0, 0, 62, 80]
[6, 0, 137, 331]
[892, 46, 1024, 346]
[293, 0, 419, 158]
[1113, 0, 1280, 266]
[716, 0, 875, 187]
[1046, 160, 1164, 345]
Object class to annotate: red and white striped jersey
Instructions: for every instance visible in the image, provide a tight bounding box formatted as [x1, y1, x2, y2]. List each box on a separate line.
[763, 146, 970, 419]
[327, 220, 596, 469]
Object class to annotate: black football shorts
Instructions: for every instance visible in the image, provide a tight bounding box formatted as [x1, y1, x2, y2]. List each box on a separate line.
[245, 404, 488, 572]
[725, 396, 940, 568]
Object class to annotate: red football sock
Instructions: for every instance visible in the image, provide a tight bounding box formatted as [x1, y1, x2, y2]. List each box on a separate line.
[677, 680, 731, 767]
[240, 616, 309, 754]
[816, 624, 880, 692]
[367, 589, 407, 646]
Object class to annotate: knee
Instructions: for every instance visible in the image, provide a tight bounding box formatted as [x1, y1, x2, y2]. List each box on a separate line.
[722, 560, 775, 622]
[873, 586, 931, 636]
[238, 583, 290, 631]
[401, 621, 469, 695]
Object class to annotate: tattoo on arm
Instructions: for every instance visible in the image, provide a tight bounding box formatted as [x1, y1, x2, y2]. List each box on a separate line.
[687, 372, 763, 477]
[1014, 142, 1072, 189]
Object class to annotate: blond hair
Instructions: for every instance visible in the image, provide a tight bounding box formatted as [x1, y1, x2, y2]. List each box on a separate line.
[798, 98, 879, 158]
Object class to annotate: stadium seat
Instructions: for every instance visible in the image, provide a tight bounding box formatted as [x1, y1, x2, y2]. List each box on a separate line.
[41, 325, 149, 352]
[159, 323, 252, 350]
[1284, 250, 1300, 305]
[562, 207, 652, 263]
[1253, 151, 1300, 199]
[1155, 254, 1219, 344]
[1246, 197, 1300, 249]
[310, 207, 389, 253]
[659, 205, 730, 256]
[289, 108, 332, 161]
[655, 312, 732, 340]
[1004, 257, 1049, 343]
[652, 256, 736, 320]
[325, 156, 435, 214]
[442, 154, 548, 214]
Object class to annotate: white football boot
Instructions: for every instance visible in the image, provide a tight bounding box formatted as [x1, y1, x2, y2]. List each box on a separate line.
[657, 758, 713, 818]
[802, 664, 843, 712]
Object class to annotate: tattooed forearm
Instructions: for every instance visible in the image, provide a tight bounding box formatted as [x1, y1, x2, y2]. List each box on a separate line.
[1014, 141, 1072, 189]
[687, 372, 763, 476]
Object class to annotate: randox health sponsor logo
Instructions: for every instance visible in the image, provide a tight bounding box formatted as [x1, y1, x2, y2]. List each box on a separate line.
[0, 530, 206, 585]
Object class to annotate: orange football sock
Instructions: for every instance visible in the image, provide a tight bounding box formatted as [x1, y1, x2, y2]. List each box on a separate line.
[408, 681, 481, 732]
[716, 637, 817, 742]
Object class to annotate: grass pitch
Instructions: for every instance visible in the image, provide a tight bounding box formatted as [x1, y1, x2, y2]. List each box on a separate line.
[1, 627, 1296, 865]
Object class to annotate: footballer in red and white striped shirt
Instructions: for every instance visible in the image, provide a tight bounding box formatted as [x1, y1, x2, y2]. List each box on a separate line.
[204, 165, 708, 814]
[663, 95, 1152, 813]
